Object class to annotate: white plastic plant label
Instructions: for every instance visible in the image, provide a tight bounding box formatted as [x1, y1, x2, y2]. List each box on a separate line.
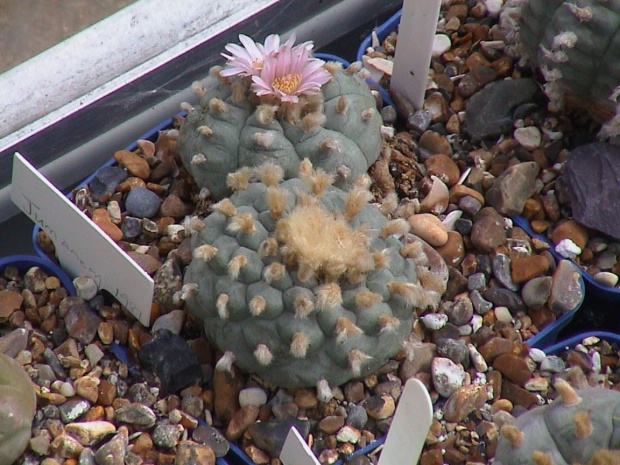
[11, 153, 154, 326]
[378, 378, 433, 465]
[391, 0, 442, 110]
[280, 426, 321, 465]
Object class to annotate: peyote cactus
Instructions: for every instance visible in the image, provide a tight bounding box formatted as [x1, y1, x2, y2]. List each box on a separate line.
[494, 379, 620, 465]
[0, 353, 37, 465]
[502, 0, 620, 137]
[182, 161, 447, 388]
[178, 34, 383, 200]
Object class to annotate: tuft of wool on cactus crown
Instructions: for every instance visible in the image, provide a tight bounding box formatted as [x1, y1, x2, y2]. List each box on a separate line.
[183, 160, 448, 388]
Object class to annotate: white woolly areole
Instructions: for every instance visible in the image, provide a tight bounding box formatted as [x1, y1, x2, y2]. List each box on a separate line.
[254, 344, 273, 366]
[552, 31, 578, 50]
[316, 379, 333, 403]
[555, 238, 582, 259]
[540, 65, 565, 112]
[598, 101, 620, 139]
[215, 351, 236, 374]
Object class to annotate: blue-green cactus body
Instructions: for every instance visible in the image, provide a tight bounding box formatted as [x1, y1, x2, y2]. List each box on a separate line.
[183, 164, 447, 388]
[178, 65, 383, 200]
[495, 384, 620, 465]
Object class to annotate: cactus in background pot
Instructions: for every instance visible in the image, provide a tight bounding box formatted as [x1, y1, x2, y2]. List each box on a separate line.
[182, 160, 448, 389]
[494, 379, 620, 465]
[0, 353, 37, 465]
[501, 0, 620, 138]
[178, 33, 383, 200]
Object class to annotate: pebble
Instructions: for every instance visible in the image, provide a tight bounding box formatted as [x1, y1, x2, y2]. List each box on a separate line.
[94, 428, 128, 465]
[513, 126, 541, 150]
[65, 421, 116, 446]
[464, 78, 539, 140]
[114, 150, 151, 180]
[239, 387, 268, 408]
[192, 425, 230, 457]
[442, 384, 487, 422]
[485, 162, 540, 216]
[432, 34, 451, 57]
[59, 398, 92, 423]
[521, 276, 552, 310]
[63, 297, 102, 345]
[594, 271, 619, 287]
[91, 209, 123, 242]
[421, 313, 448, 330]
[72, 276, 98, 301]
[114, 403, 157, 428]
[89, 166, 128, 199]
[365, 394, 395, 420]
[151, 309, 185, 335]
[548, 260, 584, 314]
[124, 187, 161, 219]
[337, 425, 362, 443]
[247, 418, 310, 457]
[408, 214, 449, 247]
[175, 441, 216, 465]
[153, 423, 184, 448]
[431, 357, 465, 397]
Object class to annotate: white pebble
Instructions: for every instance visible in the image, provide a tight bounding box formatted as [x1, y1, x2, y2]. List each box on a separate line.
[107, 200, 122, 224]
[470, 314, 483, 334]
[494, 306, 512, 323]
[468, 344, 488, 372]
[167, 224, 186, 243]
[336, 425, 361, 444]
[514, 126, 542, 150]
[594, 271, 619, 287]
[84, 344, 105, 367]
[555, 238, 581, 259]
[591, 351, 602, 373]
[432, 34, 452, 57]
[152, 309, 185, 335]
[528, 347, 546, 363]
[484, 0, 504, 17]
[431, 357, 465, 398]
[73, 276, 98, 300]
[239, 387, 268, 408]
[60, 381, 76, 397]
[421, 313, 448, 330]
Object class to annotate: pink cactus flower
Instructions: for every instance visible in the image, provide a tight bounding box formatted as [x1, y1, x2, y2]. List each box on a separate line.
[221, 33, 309, 77]
[251, 46, 332, 103]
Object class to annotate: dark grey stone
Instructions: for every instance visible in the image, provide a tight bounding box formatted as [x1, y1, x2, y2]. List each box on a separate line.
[560, 142, 620, 240]
[138, 329, 202, 394]
[124, 186, 160, 219]
[464, 78, 539, 140]
[247, 418, 310, 457]
[89, 166, 128, 199]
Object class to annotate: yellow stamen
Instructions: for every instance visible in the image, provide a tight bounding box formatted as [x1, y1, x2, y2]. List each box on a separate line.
[272, 73, 302, 94]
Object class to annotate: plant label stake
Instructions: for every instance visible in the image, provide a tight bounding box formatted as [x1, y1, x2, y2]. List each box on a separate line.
[378, 378, 433, 465]
[391, 0, 442, 110]
[280, 426, 320, 465]
[11, 153, 154, 326]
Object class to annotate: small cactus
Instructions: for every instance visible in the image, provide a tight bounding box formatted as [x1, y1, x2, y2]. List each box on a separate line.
[0, 353, 37, 465]
[494, 379, 620, 465]
[503, 0, 620, 137]
[178, 34, 383, 200]
[183, 161, 448, 388]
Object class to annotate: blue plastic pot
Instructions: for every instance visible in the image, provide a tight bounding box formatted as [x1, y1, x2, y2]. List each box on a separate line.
[541, 330, 620, 355]
[0, 254, 76, 296]
[512, 215, 620, 302]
